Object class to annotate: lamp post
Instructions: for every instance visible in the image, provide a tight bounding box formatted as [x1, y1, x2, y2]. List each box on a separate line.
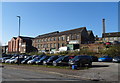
[17, 16, 21, 65]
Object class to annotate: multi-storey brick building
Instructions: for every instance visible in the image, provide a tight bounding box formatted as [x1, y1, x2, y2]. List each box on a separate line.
[102, 32, 120, 42]
[32, 27, 95, 52]
[8, 36, 34, 53]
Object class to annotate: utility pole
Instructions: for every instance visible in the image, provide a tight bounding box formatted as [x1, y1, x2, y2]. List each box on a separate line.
[17, 16, 21, 36]
[17, 16, 21, 65]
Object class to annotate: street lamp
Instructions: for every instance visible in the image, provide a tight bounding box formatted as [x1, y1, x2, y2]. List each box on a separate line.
[17, 16, 21, 65]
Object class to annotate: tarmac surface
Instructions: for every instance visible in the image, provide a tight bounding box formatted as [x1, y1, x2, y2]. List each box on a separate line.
[1, 62, 120, 82]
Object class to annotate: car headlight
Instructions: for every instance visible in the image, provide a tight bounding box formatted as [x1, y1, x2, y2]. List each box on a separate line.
[58, 61, 61, 63]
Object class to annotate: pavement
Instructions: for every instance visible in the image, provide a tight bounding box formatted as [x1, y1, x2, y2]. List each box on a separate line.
[1, 62, 120, 82]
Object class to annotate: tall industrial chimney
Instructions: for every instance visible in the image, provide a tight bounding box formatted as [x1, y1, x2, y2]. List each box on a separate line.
[102, 18, 105, 33]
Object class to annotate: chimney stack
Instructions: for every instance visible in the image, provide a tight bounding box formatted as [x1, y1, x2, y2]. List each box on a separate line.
[102, 18, 105, 33]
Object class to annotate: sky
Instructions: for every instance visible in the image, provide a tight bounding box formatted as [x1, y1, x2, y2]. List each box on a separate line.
[2, 2, 118, 45]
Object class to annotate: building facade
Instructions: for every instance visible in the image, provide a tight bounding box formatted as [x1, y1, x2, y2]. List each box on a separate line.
[32, 27, 95, 52]
[8, 36, 33, 53]
[102, 32, 120, 42]
[2, 45, 8, 54]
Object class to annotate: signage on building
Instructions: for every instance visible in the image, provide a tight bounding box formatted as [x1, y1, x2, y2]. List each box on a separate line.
[69, 40, 79, 44]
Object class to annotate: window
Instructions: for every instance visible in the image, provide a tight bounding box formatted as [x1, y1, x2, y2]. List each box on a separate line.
[58, 37, 61, 41]
[38, 39, 41, 43]
[50, 38, 52, 41]
[38, 44, 40, 48]
[53, 43, 56, 48]
[71, 34, 75, 40]
[46, 38, 47, 41]
[76, 35, 79, 39]
[67, 36, 70, 41]
[50, 43, 52, 48]
[114, 37, 117, 40]
[53, 37, 56, 41]
[62, 43, 64, 46]
[118, 37, 120, 41]
[109, 37, 113, 41]
[61, 36, 65, 41]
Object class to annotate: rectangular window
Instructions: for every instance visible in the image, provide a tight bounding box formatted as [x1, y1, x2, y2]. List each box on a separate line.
[61, 36, 65, 41]
[118, 37, 120, 41]
[54, 37, 56, 41]
[67, 36, 70, 41]
[114, 37, 117, 40]
[58, 37, 61, 41]
[54, 43, 56, 48]
[110, 37, 113, 41]
[76, 35, 79, 39]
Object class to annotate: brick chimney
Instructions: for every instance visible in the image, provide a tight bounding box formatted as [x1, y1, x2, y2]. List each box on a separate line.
[102, 18, 105, 34]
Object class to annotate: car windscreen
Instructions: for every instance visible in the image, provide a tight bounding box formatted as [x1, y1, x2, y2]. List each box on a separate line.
[39, 56, 47, 60]
[114, 56, 120, 58]
[55, 56, 64, 61]
[71, 56, 81, 61]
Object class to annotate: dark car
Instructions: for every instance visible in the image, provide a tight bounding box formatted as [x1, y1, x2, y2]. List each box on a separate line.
[90, 56, 98, 62]
[52, 55, 72, 66]
[21, 56, 33, 64]
[27, 55, 45, 64]
[68, 55, 92, 67]
[98, 56, 112, 62]
[14, 57, 25, 64]
[36, 56, 50, 65]
[112, 56, 120, 63]
[112, 41, 120, 45]
[43, 55, 60, 65]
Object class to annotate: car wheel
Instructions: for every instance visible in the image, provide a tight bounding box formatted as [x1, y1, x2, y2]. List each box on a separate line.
[88, 62, 92, 67]
[53, 63, 57, 66]
[43, 62, 47, 66]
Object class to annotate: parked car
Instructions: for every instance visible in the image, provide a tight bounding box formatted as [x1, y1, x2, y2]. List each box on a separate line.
[53, 55, 73, 66]
[9, 57, 18, 64]
[98, 56, 112, 62]
[0, 57, 10, 63]
[5, 57, 16, 63]
[105, 42, 112, 45]
[43, 55, 60, 65]
[68, 55, 92, 67]
[14, 57, 25, 64]
[112, 41, 120, 45]
[36, 56, 50, 65]
[21, 56, 33, 64]
[27, 55, 43, 64]
[112, 56, 120, 63]
[90, 56, 98, 62]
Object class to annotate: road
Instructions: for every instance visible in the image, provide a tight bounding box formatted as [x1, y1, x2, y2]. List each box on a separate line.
[1, 62, 120, 82]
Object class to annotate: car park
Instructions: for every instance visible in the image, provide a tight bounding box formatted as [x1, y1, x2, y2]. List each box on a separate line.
[68, 55, 92, 67]
[98, 56, 112, 62]
[53, 55, 74, 66]
[43, 55, 60, 65]
[36, 56, 50, 65]
[112, 56, 120, 63]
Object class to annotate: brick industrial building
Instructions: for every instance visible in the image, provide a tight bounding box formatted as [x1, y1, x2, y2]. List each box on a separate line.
[32, 27, 95, 52]
[102, 32, 120, 42]
[8, 36, 34, 53]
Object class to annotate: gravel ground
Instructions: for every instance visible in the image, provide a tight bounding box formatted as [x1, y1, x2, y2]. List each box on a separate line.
[1, 62, 120, 82]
